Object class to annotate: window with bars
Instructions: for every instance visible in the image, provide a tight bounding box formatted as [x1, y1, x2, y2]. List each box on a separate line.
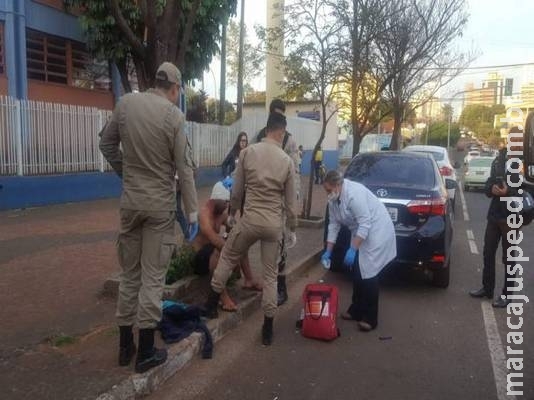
[0, 23, 5, 75]
[26, 29, 110, 90]
[26, 29, 68, 84]
[71, 41, 110, 90]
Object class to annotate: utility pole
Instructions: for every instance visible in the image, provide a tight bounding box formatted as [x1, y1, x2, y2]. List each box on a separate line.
[236, 0, 246, 119]
[219, 21, 227, 125]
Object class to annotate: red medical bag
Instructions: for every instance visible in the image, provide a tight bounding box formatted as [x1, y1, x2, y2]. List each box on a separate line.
[301, 283, 340, 341]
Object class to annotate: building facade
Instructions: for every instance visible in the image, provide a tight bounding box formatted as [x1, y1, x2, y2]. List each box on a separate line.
[0, 0, 121, 109]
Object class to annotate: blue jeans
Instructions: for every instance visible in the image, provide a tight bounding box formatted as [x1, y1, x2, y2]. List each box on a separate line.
[176, 190, 188, 239]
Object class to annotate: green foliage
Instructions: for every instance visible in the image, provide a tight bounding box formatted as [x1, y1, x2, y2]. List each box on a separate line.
[64, 0, 237, 87]
[420, 121, 461, 147]
[206, 99, 236, 125]
[166, 245, 196, 285]
[459, 104, 505, 139]
[186, 88, 208, 122]
[50, 334, 77, 347]
[225, 20, 264, 86]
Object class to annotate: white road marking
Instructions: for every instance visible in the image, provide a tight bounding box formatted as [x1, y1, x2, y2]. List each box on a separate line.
[468, 239, 479, 255]
[459, 185, 470, 221]
[481, 302, 516, 400]
[466, 229, 475, 240]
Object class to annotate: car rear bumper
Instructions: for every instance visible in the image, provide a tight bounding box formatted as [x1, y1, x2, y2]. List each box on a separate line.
[330, 219, 450, 272]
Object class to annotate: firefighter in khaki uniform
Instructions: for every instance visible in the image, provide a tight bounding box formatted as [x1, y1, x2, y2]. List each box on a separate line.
[202, 112, 298, 346]
[99, 62, 198, 373]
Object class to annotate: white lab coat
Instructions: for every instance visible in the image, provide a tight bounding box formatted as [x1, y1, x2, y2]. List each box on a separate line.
[327, 179, 396, 279]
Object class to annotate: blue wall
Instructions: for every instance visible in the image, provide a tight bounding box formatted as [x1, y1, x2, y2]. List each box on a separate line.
[0, 168, 227, 210]
[300, 150, 339, 176]
[0, 173, 122, 210]
[0, 156, 343, 210]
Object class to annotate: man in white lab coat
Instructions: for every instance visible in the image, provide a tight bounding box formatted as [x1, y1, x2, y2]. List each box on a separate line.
[321, 170, 396, 331]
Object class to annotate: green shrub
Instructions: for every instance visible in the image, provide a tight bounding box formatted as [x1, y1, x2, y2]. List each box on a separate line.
[166, 244, 196, 285]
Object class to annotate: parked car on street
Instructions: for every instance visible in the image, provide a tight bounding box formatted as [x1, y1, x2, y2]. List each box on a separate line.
[464, 150, 480, 165]
[463, 156, 494, 191]
[402, 145, 460, 210]
[325, 152, 456, 287]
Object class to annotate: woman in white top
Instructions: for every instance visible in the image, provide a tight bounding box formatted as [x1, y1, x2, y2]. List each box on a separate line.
[321, 170, 396, 331]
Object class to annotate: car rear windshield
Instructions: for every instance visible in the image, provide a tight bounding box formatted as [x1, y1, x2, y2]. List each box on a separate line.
[411, 150, 445, 162]
[468, 158, 493, 167]
[345, 155, 436, 188]
[469, 151, 480, 156]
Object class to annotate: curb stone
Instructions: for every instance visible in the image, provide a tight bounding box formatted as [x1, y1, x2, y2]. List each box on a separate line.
[96, 249, 322, 400]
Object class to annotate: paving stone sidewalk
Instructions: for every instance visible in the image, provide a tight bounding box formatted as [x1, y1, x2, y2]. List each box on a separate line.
[0, 179, 327, 400]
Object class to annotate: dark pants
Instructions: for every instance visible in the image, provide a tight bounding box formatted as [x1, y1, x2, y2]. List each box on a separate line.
[482, 219, 517, 297]
[347, 264, 379, 329]
[314, 161, 323, 184]
[176, 190, 188, 238]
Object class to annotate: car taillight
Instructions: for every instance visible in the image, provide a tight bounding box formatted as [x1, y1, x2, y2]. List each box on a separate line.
[439, 166, 453, 176]
[407, 197, 447, 216]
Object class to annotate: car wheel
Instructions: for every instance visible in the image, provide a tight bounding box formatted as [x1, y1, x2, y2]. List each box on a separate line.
[432, 264, 450, 288]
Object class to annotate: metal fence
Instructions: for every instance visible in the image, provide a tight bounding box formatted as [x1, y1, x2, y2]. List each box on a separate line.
[0, 96, 325, 176]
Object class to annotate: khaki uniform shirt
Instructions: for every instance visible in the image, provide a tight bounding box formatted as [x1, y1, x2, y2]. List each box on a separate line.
[99, 89, 198, 221]
[231, 137, 298, 230]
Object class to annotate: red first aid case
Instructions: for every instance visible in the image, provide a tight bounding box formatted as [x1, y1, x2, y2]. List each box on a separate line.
[301, 283, 340, 341]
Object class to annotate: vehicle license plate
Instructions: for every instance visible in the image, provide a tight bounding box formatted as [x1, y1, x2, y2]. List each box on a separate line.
[387, 207, 398, 222]
[476, 171, 484, 175]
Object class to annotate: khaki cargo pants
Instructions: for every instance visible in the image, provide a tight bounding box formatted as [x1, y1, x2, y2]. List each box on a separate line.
[116, 209, 176, 329]
[211, 219, 281, 318]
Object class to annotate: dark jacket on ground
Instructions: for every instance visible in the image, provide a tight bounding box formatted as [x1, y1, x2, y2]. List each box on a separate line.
[484, 148, 521, 222]
[159, 303, 213, 359]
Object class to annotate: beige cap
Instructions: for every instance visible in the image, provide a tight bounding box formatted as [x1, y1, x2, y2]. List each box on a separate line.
[210, 182, 230, 201]
[156, 62, 181, 85]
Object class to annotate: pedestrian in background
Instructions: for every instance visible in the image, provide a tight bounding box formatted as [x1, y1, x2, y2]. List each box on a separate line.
[221, 131, 248, 177]
[298, 145, 303, 174]
[469, 126, 523, 308]
[202, 112, 298, 346]
[314, 146, 324, 184]
[99, 62, 198, 373]
[321, 170, 396, 331]
[255, 99, 300, 306]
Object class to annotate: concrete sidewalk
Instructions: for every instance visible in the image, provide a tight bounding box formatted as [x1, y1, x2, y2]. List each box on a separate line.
[0, 179, 327, 400]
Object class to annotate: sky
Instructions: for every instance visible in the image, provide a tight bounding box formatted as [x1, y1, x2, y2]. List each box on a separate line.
[200, 0, 534, 116]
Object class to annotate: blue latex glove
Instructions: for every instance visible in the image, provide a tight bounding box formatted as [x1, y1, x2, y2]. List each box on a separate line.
[187, 222, 199, 242]
[222, 176, 234, 191]
[321, 250, 332, 269]
[343, 247, 358, 267]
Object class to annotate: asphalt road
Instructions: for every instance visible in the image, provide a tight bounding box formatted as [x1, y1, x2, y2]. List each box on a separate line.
[151, 161, 533, 400]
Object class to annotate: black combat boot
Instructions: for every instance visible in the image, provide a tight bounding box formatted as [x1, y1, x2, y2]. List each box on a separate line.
[277, 275, 288, 306]
[134, 328, 167, 373]
[262, 316, 274, 346]
[201, 288, 221, 319]
[118, 325, 136, 366]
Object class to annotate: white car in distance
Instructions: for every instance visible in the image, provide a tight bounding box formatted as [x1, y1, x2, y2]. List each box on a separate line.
[402, 145, 460, 210]
[464, 150, 480, 165]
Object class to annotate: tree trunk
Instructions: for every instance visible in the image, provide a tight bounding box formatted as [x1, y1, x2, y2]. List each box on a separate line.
[350, 0, 360, 157]
[390, 105, 403, 150]
[116, 58, 132, 93]
[219, 22, 227, 125]
[305, 117, 328, 219]
[352, 128, 362, 156]
[236, 0, 246, 119]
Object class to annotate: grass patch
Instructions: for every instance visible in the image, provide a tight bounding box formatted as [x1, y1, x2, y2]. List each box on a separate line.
[166, 244, 196, 285]
[50, 334, 76, 347]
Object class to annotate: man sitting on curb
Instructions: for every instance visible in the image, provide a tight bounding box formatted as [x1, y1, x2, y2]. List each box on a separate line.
[192, 181, 262, 312]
